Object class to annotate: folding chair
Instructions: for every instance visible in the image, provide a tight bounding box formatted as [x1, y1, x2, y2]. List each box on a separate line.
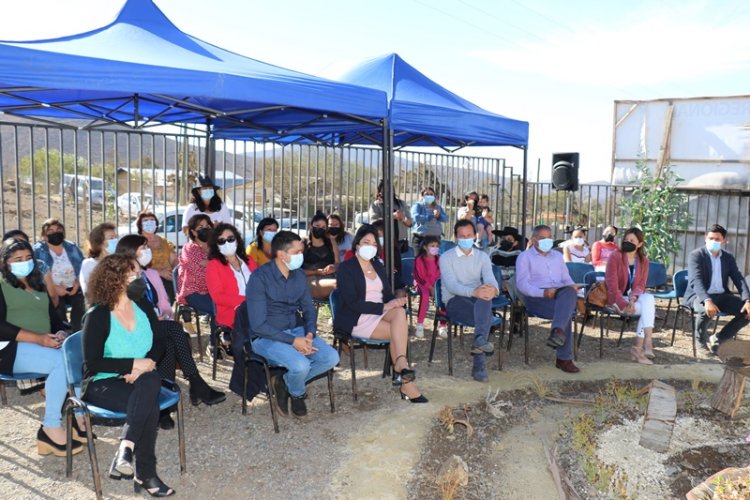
[233, 306, 334, 431]
[565, 262, 594, 284]
[61, 332, 185, 500]
[172, 265, 204, 362]
[329, 289, 392, 401]
[0, 373, 48, 405]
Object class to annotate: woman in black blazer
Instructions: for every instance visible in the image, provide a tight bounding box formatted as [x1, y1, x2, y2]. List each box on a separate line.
[335, 225, 427, 403]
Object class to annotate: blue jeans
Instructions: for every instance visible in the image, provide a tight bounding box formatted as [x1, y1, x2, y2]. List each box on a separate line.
[185, 292, 217, 344]
[446, 296, 493, 347]
[251, 327, 339, 397]
[522, 287, 577, 361]
[13, 342, 67, 428]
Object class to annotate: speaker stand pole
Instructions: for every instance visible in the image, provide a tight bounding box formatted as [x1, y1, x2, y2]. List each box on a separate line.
[521, 147, 528, 243]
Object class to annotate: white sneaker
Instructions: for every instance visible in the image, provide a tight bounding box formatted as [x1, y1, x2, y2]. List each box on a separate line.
[438, 325, 448, 338]
[415, 324, 424, 338]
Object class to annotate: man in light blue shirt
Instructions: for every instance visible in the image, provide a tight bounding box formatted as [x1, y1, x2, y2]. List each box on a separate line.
[515, 224, 580, 373]
[439, 220, 499, 382]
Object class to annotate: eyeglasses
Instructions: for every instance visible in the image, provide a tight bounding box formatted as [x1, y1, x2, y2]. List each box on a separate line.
[217, 236, 236, 245]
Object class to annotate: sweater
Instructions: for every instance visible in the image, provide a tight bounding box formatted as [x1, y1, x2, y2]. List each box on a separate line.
[604, 250, 649, 310]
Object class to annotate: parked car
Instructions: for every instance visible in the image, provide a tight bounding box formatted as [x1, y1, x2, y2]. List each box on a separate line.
[279, 218, 308, 239]
[117, 192, 164, 218]
[63, 174, 113, 209]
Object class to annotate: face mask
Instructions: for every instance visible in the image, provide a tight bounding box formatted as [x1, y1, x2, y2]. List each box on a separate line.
[706, 240, 721, 253]
[127, 276, 148, 301]
[284, 252, 304, 271]
[10, 260, 34, 278]
[604, 233, 615, 243]
[219, 240, 237, 256]
[499, 240, 513, 251]
[106, 238, 119, 255]
[142, 220, 157, 233]
[137, 248, 153, 267]
[574, 238, 585, 247]
[47, 232, 64, 246]
[457, 238, 474, 250]
[200, 189, 214, 201]
[262, 230, 277, 243]
[537, 238, 554, 253]
[620, 241, 637, 253]
[378, 236, 385, 247]
[423, 195, 435, 205]
[358, 245, 378, 261]
[328, 227, 341, 237]
[428, 246, 440, 256]
[196, 227, 211, 242]
[312, 227, 326, 239]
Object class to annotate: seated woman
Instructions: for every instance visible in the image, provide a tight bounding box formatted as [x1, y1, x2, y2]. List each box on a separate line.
[180, 176, 232, 231]
[80, 222, 118, 297]
[562, 227, 591, 264]
[302, 212, 339, 300]
[176, 214, 216, 347]
[328, 214, 353, 261]
[245, 217, 278, 267]
[591, 225, 618, 270]
[334, 225, 427, 403]
[116, 235, 225, 427]
[4, 229, 58, 307]
[83, 254, 174, 496]
[136, 212, 178, 304]
[604, 227, 656, 365]
[0, 239, 85, 457]
[207, 223, 257, 332]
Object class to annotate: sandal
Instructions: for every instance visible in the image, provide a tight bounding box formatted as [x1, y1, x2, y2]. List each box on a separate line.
[394, 354, 416, 383]
[134, 476, 175, 497]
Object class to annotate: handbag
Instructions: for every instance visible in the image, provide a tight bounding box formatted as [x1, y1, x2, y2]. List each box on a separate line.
[586, 280, 609, 308]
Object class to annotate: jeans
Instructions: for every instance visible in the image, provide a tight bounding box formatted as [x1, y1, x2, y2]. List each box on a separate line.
[251, 327, 339, 398]
[522, 286, 577, 361]
[185, 292, 217, 344]
[445, 296, 493, 347]
[692, 293, 750, 343]
[56, 290, 85, 331]
[13, 342, 67, 428]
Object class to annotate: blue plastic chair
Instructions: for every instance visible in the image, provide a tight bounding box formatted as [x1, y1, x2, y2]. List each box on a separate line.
[400, 257, 419, 326]
[61, 331, 185, 499]
[566, 262, 595, 285]
[428, 279, 503, 375]
[0, 372, 48, 405]
[670, 269, 725, 358]
[401, 246, 415, 259]
[439, 240, 456, 255]
[646, 262, 668, 290]
[329, 289, 391, 401]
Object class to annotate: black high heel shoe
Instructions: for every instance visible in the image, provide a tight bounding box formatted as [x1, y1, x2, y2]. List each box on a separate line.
[36, 425, 82, 457]
[394, 354, 416, 384]
[109, 444, 134, 480]
[134, 476, 175, 497]
[399, 381, 428, 404]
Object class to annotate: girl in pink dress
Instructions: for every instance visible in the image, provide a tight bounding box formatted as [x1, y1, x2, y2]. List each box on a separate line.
[413, 236, 446, 338]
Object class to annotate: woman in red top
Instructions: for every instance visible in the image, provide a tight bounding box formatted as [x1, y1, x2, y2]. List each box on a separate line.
[206, 223, 257, 332]
[604, 227, 656, 365]
[591, 225, 618, 269]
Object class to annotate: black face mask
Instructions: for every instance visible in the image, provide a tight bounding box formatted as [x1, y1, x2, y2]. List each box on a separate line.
[196, 228, 211, 242]
[127, 277, 148, 301]
[312, 227, 326, 239]
[620, 241, 637, 253]
[327, 227, 342, 237]
[499, 240, 513, 251]
[47, 232, 65, 246]
[604, 233, 615, 243]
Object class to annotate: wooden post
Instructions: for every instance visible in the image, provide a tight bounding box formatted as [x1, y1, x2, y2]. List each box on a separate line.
[710, 367, 748, 418]
[639, 380, 676, 453]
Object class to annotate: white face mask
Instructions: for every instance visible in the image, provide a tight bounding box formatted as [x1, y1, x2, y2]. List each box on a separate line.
[358, 245, 378, 261]
[219, 240, 238, 256]
[574, 237, 585, 247]
[137, 248, 153, 267]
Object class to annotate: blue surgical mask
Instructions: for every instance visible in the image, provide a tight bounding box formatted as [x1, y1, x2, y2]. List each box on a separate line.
[537, 238, 554, 253]
[200, 188, 214, 201]
[106, 238, 119, 255]
[142, 220, 157, 233]
[285, 253, 304, 271]
[262, 230, 277, 243]
[423, 195, 435, 205]
[10, 259, 34, 278]
[706, 240, 722, 253]
[378, 236, 385, 247]
[457, 238, 474, 250]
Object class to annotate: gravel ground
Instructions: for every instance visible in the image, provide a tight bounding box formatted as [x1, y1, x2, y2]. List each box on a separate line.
[0, 304, 744, 499]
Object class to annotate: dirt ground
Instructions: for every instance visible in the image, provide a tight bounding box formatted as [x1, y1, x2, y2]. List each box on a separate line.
[0, 305, 745, 499]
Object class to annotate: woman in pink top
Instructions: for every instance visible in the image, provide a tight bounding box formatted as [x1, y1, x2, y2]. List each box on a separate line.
[591, 225, 618, 269]
[176, 214, 215, 333]
[413, 236, 447, 339]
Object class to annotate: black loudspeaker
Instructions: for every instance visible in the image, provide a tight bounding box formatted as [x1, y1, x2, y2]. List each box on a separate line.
[551, 152, 579, 191]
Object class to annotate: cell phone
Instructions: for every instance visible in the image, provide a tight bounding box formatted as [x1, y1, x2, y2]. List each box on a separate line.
[66, 287, 74, 292]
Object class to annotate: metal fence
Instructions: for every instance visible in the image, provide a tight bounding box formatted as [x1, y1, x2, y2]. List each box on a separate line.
[2, 118, 747, 276]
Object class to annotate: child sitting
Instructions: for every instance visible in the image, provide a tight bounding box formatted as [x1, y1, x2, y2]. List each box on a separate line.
[413, 236, 447, 338]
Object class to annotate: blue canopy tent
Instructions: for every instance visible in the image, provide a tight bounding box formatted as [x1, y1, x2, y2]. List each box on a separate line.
[0, 0, 387, 142]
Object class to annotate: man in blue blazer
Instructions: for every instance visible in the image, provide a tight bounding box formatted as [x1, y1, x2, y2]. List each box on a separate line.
[684, 224, 750, 352]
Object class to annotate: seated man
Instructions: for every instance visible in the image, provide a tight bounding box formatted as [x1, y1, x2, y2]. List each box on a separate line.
[491, 226, 524, 267]
[246, 231, 340, 418]
[684, 224, 750, 353]
[439, 220, 500, 382]
[515, 224, 581, 373]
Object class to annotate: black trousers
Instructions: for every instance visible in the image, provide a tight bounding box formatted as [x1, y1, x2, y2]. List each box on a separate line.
[692, 293, 750, 342]
[56, 290, 85, 331]
[156, 320, 198, 382]
[84, 371, 162, 479]
[160, 277, 176, 307]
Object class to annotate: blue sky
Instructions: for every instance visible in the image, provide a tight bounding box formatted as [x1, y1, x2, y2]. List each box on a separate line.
[1, 0, 749, 182]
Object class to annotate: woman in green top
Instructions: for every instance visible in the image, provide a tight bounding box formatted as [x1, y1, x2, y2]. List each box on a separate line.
[82, 254, 173, 497]
[0, 239, 84, 457]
